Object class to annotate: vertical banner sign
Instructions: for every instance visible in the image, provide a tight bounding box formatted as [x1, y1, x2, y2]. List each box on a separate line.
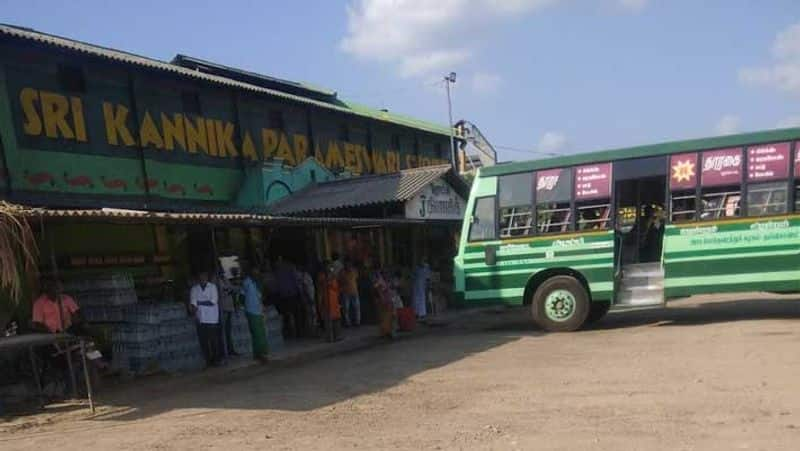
[747, 142, 790, 181]
[701, 148, 742, 187]
[670, 153, 698, 190]
[574, 163, 612, 200]
[536, 168, 571, 203]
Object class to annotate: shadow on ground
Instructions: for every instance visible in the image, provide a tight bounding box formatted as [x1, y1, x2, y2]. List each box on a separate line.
[82, 311, 530, 422]
[587, 296, 800, 331]
[12, 296, 800, 426]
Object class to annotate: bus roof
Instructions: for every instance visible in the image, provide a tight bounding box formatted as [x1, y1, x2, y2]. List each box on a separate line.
[480, 126, 800, 177]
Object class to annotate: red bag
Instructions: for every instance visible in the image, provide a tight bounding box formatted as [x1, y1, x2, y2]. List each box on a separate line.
[397, 307, 416, 331]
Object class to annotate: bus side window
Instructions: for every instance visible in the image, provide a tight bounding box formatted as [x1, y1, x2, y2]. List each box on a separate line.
[700, 186, 741, 220]
[576, 200, 610, 230]
[469, 197, 497, 241]
[498, 173, 534, 238]
[537, 203, 571, 233]
[535, 167, 572, 234]
[670, 190, 697, 222]
[795, 180, 800, 212]
[747, 181, 788, 217]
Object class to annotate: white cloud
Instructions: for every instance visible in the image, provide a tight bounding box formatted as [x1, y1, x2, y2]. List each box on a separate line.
[739, 22, 800, 96]
[341, 0, 647, 78]
[776, 115, 800, 128]
[471, 71, 503, 94]
[714, 114, 740, 135]
[538, 131, 568, 153]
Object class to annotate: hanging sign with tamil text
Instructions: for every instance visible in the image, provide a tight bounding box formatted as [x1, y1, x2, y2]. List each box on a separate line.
[747, 142, 789, 182]
[404, 178, 465, 220]
[670, 153, 698, 191]
[701, 148, 742, 187]
[574, 163, 612, 200]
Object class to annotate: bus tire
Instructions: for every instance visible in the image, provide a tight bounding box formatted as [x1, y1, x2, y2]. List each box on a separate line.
[584, 301, 611, 325]
[531, 275, 590, 332]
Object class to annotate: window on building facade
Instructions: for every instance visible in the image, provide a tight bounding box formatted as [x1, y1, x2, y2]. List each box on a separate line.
[391, 134, 401, 150]
[498, 172, 534, 238]
[469, 196, 497, 241]
[339, 124, 350, 142]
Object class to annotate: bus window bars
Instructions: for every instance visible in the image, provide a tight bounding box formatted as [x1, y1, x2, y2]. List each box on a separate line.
[700, 190, 741, 220]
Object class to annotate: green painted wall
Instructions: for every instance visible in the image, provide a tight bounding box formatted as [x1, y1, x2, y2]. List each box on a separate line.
[0, 41, 451, 209]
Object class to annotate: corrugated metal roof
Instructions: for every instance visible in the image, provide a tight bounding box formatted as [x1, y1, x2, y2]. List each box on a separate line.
[3, 203, 428, 227]
[269, 165, 461, 215]
[0, 24, 452, 137]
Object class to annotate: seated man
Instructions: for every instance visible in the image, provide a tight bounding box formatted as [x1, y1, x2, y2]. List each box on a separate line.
[31, 278, 93, 397]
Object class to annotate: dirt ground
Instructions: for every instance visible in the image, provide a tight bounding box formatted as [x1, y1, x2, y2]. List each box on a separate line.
[2, 293, 800, 450]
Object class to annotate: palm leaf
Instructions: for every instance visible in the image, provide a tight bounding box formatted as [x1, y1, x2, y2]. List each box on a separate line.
[0, 202, 39, 306]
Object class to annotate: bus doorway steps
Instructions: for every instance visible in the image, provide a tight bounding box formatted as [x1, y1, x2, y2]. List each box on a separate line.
[616, 262, 664, 307]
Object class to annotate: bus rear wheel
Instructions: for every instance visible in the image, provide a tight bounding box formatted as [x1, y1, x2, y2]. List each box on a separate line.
[531, 275, 590, 332]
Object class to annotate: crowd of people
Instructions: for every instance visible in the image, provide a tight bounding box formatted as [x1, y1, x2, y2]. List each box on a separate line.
[17, 254, 434, 394]
[188, 254, 434, 367]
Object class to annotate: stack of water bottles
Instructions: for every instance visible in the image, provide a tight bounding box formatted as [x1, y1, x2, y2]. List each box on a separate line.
[112, 303, 204, 374]
[65, 273, 138, 323]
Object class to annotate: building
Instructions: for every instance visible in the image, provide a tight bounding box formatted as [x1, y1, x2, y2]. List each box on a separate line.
[0, 25, 469, 321]
[0, 24, 454, 211]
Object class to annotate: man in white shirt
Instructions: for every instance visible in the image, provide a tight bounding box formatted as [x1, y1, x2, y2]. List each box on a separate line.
[190, 271, 222, 367]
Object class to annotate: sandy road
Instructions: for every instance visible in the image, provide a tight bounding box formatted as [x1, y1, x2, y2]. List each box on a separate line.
[2, 293, 800, 450]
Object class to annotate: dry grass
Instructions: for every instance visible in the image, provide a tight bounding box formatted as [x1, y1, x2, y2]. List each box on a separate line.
[0, 201, 39, 306]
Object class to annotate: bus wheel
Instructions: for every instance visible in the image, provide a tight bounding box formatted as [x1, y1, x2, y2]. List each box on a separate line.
[584, 301, 611, 325]
[531, 275, 590, 332]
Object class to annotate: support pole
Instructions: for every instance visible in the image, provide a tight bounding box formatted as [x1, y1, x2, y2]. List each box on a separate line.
[445, 74, 457, 172]
[29, 346, 43, 407]
[80, 339, 95, 413]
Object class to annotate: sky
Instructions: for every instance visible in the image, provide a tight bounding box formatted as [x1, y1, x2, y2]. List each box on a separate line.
[2, 0, 800, 162]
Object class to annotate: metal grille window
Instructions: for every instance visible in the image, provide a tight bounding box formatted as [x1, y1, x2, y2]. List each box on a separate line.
[537, 203, 571, 233]
[700, 187, 741, 220]
[498, 173, 534, 237]
[796, 182, 800, 212]
[576, 201, 610, 231]
[469, 197, 497, 241]
[747, 182, 788, 216]
[670, 191, 697, 222]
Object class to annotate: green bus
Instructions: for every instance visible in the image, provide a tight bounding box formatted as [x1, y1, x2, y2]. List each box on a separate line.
[454, 128, 800, 331]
